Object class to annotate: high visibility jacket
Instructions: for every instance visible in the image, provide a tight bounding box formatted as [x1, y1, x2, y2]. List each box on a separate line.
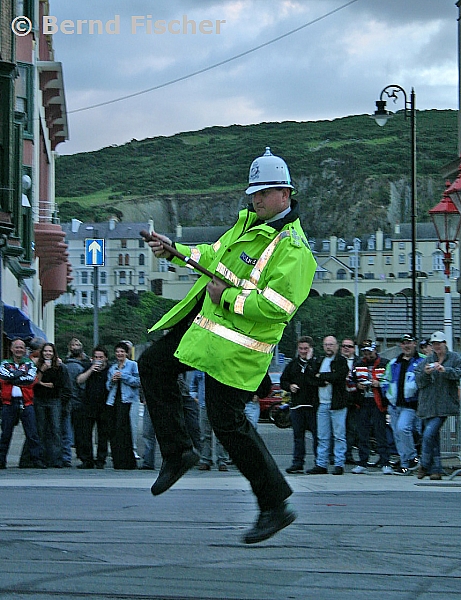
[149, 203, 317, 391]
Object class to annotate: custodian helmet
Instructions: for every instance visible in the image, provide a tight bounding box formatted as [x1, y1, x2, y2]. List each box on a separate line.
[245, 147, 295, 195]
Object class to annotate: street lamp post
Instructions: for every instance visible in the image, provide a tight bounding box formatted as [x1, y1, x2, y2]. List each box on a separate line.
[353, 237, 360, 338]
[372, 84, 417, 339]
[429, 187, 461, 350]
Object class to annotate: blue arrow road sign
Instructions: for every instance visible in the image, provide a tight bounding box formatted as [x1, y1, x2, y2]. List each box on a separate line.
[85, 238, 105, 266]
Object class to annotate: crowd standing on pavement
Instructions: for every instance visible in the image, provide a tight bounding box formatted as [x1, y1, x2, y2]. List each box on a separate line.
[278, 330, 461, 482]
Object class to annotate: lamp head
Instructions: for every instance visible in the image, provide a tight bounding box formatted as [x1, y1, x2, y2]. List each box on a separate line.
[371, 99, 393, 127]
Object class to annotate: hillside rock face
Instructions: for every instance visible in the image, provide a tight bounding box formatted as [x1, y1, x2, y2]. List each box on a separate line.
[109, 174, 441, 239]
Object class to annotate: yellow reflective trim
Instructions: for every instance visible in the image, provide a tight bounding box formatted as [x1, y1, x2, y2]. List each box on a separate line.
[234, 289, 252, 315]
[216, 263, 256, 290]
[194, 315, 275, 354]
[262, 286, 297, 314]
[249, 231, 290, 285]
[190, 248, 201, 262]
[212, 240, 221, 252]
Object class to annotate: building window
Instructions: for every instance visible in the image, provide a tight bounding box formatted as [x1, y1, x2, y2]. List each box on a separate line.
[81, 271, 88, 284]
[15, 63, 33, 136]
[336, 269, 347, 280]
[121, 239, 127, 248]
[368, 256, 375, 265]
[139, 271, 145, 285]
[119, 271, 126, 284]
[179, 275, 189, 281]
[139, 239, 145, 248]
[313, 270, 327, 280]
[399, 242, 405, 250]
[118, 254, 123, 266]
[409, 253, 422, 271]
[384, 237, 392, 250]
[80, 254, 85, 265]
[100, 291, 108, 306]
[139, 253, 145, 266]
[322, 240, 330, 252]
[398, 254, 405, 264]
[337, 239, 346, 251]
[158, 258, 169, 272]
[432, 251, 444, 272]
[81, 291, 88, 305]
[125, 254, 130, 266]
[385, 256, 392, 265]
[100, 271, 107, 284]
[349, 256, 360, 269]
[367, 236, 375, 250]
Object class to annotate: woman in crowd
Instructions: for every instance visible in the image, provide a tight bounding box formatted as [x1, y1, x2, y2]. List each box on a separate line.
[106, 341, 140, 469]
[34, 343, 72, 468]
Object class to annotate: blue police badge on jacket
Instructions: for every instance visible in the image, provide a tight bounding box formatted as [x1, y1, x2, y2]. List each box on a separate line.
[240, 252, 257, 266]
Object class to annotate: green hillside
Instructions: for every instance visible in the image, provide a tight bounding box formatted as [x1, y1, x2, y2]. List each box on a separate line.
[56, 110, 458, 237]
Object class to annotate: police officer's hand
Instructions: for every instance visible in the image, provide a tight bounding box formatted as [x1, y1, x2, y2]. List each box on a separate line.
[206, 277, 230, 304]
[147, 230, 173, 259]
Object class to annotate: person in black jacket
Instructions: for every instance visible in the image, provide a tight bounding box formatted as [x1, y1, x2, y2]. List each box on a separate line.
[75, 345, 110, 469]
[306, 336, 349, 475]
[281, 336, 320, 474]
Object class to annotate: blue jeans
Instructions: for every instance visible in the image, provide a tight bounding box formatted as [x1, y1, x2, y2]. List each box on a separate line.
[421, 416, 446, 475]
[199, 405, 229, 466]
[130, 395, 140, 453]
[0, 403, 43, 465]
[316, 403, 347, 468]
[289, 405, 317, 467]
[61, 406, 73, 464]
[142, 405, 157, 469]
[244, 400, 260, 430]
[388, 405, 418, 467]
[34, 397, 62, 467]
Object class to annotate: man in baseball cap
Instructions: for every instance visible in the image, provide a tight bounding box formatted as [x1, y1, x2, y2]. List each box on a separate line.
[381, 332, 423, 475]
[429, 331, 446, 343]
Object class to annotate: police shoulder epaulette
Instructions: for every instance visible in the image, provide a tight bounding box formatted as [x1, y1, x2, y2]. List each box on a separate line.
[288, 227, 302, 248]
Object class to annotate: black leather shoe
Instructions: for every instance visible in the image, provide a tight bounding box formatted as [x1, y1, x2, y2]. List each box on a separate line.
[306, 465, 328, 475]
[243, 501, 297, 544]
[151, 448, 199, 496]
[332, 466, 344, 475]
[286, 464, 304, 474]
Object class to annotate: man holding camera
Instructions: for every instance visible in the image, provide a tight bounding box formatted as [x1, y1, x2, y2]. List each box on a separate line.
[352, 341, 392, 475]
[75, 345, 110, 469]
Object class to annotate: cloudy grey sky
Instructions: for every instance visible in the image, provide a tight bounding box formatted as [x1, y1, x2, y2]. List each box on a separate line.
[48, 0, 459, 156]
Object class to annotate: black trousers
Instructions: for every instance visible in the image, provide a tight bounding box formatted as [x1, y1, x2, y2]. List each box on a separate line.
[356, 398, 390, 466]
[80, 404, 110, 466]
[138, 319, 292, 511]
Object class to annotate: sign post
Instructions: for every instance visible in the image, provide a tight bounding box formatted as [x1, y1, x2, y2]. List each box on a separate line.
[85, 238, 105, 346]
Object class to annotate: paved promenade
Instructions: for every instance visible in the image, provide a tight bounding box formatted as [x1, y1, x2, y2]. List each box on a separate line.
[1, 423, 460, 599]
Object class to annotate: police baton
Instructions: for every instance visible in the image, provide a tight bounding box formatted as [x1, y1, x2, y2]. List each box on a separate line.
[140, 230, 215, 279]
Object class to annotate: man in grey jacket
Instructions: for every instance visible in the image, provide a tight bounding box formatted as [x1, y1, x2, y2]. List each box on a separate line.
[414, 331, 461, 480]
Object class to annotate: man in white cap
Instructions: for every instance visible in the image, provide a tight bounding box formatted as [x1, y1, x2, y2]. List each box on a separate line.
[414, 331, 461, 480]
[139, 147, 317, 543]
